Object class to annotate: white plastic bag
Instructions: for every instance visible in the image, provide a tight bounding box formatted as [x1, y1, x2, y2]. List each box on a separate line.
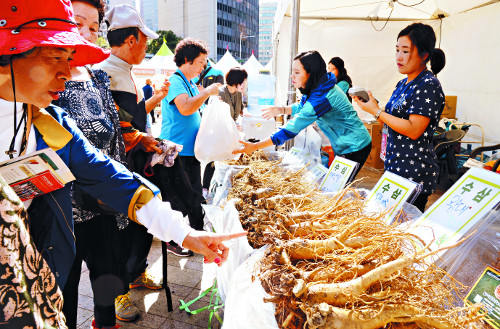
[194, 97, 241, 162]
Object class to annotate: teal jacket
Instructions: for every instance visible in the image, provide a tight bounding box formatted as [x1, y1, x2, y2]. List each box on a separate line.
[271, 73, 371, 155]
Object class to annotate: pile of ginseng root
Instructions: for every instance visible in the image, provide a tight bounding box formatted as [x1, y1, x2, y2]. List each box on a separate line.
[225, 151, 486, 329]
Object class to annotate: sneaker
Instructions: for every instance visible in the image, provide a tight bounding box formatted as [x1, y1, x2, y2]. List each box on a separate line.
[129, 272, 162, 290]
[115, 293, 139, 322]
[166, 242, 194, 257]
[92, 319, 121, 329]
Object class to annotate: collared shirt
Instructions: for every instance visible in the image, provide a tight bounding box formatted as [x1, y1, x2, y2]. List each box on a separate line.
[160, 69, 202, 156]
[95, 54, 147, 151]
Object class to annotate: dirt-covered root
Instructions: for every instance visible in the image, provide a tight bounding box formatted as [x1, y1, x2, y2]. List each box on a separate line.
[286, 236, 370, 260]
[301, 303, 480, 329]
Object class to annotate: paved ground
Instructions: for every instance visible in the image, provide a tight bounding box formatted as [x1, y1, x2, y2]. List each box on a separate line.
[75, 116, 445, 328]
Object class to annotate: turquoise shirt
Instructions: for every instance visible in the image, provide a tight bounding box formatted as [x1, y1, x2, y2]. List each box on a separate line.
[271, 73, 371, 155]
[336, 80, 349, 94]
[160, 69, 202, 156]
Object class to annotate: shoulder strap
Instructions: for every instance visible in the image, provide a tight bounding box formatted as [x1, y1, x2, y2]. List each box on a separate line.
[174, 71, 195, 98]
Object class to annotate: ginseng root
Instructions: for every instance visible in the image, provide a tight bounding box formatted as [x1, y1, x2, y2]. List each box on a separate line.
[304, 237, 469, 305]
[301, 303, 481, 329]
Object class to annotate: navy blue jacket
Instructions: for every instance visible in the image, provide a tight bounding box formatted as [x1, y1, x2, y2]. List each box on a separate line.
[27, 105, 159, 288]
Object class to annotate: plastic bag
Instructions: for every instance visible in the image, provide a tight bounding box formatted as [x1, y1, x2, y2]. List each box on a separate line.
[194, 97, 241, 162]
[203, 200, 256, 302]
[222, 246, 279, 329]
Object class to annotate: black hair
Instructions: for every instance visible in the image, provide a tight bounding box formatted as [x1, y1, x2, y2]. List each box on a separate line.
[225, 67, 248, 86]
[328, 57, 352, 87]
[294, 50, 327, 95]
[71, 0, 106, 24]
[173, 38, 208, 67]
[398, 23, 446, 75]
[106, 27, 139, 47]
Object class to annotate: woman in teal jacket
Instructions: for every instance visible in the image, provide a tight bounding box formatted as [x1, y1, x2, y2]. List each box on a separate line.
[236, 51, 371, 177]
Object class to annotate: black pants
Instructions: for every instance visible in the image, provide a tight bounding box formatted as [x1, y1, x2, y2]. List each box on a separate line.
[118, 220, 153, 292]
[180, 156, 205, 230]
[412, 192, 431, 213]
[150, 109, 156, 123]
[341, 141, 372, 180]
[202, 162, 215, 190]
[63, 215, 122, 328]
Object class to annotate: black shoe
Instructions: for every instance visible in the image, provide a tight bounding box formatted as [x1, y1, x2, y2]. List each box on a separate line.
[166, 242, 193, 257]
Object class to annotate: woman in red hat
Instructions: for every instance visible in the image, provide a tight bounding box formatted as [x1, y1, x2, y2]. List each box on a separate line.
[0, 0, 245, 327]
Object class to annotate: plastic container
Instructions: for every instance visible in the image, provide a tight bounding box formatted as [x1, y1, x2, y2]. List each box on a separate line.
[241, 117, 275, 142]
[246, 74, 276, 116]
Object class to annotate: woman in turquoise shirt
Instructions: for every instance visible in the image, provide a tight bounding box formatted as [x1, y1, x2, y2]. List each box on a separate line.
[235, 51, 371, 178]
[328, 57, 353, 102]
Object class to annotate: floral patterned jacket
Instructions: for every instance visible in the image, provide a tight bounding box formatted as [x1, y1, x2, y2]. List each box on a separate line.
[0, 176, 66, 329]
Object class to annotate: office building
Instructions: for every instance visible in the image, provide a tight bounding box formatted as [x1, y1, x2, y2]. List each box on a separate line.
[216, 0, 259, 62]
[157, 0, 258, 62]
[141, 0, 158, 32]
[259, 1, 277, 65]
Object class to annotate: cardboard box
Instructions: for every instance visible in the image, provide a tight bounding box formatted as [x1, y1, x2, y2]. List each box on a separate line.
[363, 122, 385, 169]
[364, 122, 383, 148]
[441, 95, 457, 119]
[365, 146, 385, 169]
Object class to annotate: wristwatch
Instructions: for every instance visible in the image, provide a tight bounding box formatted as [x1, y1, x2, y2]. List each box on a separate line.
[374, 108, 384, 120]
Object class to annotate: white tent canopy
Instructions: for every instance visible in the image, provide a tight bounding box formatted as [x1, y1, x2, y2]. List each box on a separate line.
[242, 53, 264, 75]
[214, 50, 241, 74]
[264, 57, 273, 72]
[273, 0, 500, 144]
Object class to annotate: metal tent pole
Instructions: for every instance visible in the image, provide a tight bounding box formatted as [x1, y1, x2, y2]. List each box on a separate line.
[284, 0, 300, 151]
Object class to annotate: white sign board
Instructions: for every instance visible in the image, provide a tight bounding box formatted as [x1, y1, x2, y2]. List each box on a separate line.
[319, 156, 358, 192]
[365, 171, 420, 223]
[306, 163, 329, 183]
[410, 167, 500, 253]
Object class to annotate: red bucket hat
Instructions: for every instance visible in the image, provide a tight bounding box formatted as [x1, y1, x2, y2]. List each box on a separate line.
[0, 0, 110, 67]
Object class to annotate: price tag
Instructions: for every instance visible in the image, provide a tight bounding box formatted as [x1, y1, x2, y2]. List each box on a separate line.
[319, 156, 358, 192]
[380, 124, 388, 162]
[288, 147, 303, 157]
[465, 266, 500, 329]
[306, 163, 329, 183]
[410, 167, 500, 253]
[365, 171, 419, 223]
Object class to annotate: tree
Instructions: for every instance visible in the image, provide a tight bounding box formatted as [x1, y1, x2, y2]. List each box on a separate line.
[147, 30, 182, 55]
[96, 36, 109, 49]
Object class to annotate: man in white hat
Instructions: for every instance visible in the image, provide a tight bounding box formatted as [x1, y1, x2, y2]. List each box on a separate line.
[95, 4, 169, 322]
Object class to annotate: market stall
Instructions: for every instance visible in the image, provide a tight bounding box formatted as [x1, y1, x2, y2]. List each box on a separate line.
[272, 0, 500, 144]
[202, 149, 500, 329]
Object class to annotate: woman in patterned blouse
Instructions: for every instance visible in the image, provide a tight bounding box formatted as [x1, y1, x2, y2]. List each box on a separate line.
[52, 1, 131, 328]
[354, 23, 446, 212]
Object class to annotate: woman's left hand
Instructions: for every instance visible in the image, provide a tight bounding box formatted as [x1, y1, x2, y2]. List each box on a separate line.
[232, 140, 259, 154]
[353, 90, 380, 116]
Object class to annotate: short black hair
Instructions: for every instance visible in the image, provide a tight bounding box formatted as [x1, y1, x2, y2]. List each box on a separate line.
[106, 27, 139, 47]
[225, 67, 248, 86]
[398, 23, 446, 75]
[71, 0, 106, 24]
[294, 50, 327, 95]
[173, 38, 208, 67]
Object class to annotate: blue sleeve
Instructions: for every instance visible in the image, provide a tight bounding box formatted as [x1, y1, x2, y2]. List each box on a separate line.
[270, 101, 317, 145]
[57, 112, 160, 214]
[166, 74, 188, 105]
[407, 78, 445, 120]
